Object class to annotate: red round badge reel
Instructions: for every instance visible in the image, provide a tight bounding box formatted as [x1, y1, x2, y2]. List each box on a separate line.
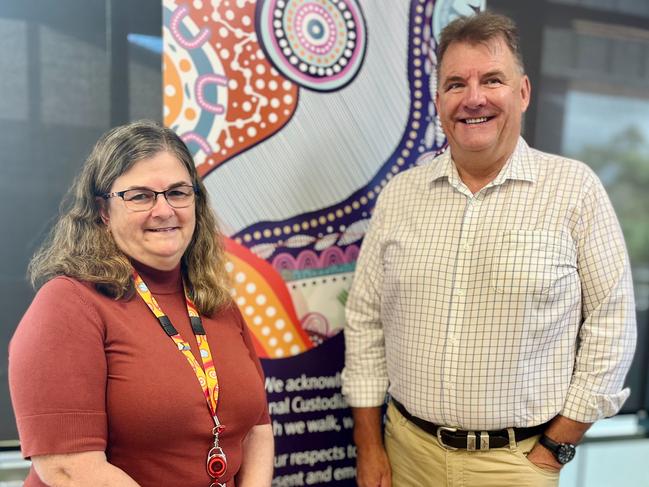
[207, 446, 227, 478]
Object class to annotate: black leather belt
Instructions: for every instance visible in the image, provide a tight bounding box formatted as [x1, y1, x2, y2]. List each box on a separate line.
[391, 399, 547, 451]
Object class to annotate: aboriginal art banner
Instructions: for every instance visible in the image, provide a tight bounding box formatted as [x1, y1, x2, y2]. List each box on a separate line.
[163, 1, 483, 484]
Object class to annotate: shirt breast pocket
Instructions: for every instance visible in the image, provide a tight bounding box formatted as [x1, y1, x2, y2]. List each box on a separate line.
[490, 230, 576, 295]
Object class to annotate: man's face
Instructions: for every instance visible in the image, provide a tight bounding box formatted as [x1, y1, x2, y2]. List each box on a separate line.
[435, 36, 530, 165]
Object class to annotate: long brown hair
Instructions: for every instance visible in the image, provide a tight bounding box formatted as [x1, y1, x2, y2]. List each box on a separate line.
[29, 120, 231, 316]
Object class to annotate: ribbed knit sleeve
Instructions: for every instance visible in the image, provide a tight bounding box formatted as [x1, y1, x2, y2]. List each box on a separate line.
[9, 277, 108, 458]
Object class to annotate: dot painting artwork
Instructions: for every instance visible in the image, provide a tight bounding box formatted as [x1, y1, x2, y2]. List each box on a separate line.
[256, 0, 368, 91]
[163, 0, 483, 358]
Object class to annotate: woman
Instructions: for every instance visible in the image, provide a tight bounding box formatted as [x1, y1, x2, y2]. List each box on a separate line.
[9, 120, 273, 487]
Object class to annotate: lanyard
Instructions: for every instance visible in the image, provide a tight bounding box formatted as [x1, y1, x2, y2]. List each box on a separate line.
[133, 271, 227, 483]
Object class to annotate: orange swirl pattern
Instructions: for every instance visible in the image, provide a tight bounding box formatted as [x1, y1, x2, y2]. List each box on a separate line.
[163, 0, 299, 176]
[224, 238, 314, 358]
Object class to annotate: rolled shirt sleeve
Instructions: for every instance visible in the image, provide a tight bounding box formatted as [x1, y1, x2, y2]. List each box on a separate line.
[561, 174, 637, 422]
[342, 194, 389, 407]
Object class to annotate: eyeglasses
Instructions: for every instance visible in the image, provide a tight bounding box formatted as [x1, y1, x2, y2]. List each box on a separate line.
[100, 185, 197, 212]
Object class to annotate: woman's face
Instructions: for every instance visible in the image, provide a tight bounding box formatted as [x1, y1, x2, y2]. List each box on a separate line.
[100, 151, 196, 270]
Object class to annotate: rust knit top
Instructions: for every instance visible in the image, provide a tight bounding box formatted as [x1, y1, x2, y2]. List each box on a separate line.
[9, 261, 270, 487]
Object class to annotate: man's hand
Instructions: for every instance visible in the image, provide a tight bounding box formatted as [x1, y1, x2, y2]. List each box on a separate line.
[352, 407, 392, 487]
[525, 443, 562, 473]
[525, 414, 591, 473]
[356, 444, 392, 487]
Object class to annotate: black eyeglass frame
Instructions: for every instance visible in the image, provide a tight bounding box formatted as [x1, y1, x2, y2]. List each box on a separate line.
[98, 184, 199, 211]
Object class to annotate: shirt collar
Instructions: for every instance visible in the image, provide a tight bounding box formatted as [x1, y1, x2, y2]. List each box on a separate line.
[495, 137, 537, 184]
[425, 137, 538, 187]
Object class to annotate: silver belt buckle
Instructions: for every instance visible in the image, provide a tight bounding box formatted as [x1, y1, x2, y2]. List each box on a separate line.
[480, 431, 490, 450]
[468, 431, 491, 451]
[436, 426, 458, 450]
[467, 431, 477, 451]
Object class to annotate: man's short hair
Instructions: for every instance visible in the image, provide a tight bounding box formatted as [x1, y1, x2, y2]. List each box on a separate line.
[437, 11, 524, 74]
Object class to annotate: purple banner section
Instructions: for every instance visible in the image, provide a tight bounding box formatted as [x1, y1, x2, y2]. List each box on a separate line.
[262, 333, 356, 486]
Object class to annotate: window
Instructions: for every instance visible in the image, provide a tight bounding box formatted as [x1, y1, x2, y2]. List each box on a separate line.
[0, 0, 162, 444]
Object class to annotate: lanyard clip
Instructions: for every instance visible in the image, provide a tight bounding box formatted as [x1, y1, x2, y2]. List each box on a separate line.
[213, 423, 226, 438]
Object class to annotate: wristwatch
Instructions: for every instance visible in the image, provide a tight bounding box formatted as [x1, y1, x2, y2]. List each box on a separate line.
[538, 435, 576, 464]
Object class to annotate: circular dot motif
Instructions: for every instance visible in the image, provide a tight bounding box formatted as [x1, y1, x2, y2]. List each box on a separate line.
[256, 0, 367, 91]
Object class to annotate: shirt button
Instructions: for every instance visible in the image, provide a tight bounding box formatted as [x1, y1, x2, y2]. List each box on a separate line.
[455, 289, 465, 296]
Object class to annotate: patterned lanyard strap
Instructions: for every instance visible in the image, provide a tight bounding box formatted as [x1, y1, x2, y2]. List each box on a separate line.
[133, 271, 228, 483]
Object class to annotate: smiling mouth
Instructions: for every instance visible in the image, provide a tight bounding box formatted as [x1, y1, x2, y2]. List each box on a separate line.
[462, 116, 493, 125]
[147, 227, 178, 232]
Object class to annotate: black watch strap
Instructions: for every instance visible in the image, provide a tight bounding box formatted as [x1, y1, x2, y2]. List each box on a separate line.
[539, 434, 576, 464]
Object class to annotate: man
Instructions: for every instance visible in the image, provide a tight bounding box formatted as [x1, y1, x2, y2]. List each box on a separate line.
[342, 11, 636, 487]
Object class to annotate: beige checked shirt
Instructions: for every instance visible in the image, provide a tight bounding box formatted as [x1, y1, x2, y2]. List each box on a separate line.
[342, 137, 636, 430]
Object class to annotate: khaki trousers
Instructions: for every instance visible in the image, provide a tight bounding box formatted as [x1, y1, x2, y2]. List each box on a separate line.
[384, 402, 560, 487]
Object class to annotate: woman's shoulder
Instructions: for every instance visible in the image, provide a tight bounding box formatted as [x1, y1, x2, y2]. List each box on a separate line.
[39, 274, 87, 290]
[26, 276, 105, 327]
[36, 275, 97, 304]
[12, 276, 107, 357]
[212, 298, 244, 324]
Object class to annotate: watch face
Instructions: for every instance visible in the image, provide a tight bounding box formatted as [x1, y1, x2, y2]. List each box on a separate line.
[557, 444, 576, 464]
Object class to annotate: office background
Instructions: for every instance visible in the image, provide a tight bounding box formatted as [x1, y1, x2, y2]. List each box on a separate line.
[1, 0, 648, 485]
